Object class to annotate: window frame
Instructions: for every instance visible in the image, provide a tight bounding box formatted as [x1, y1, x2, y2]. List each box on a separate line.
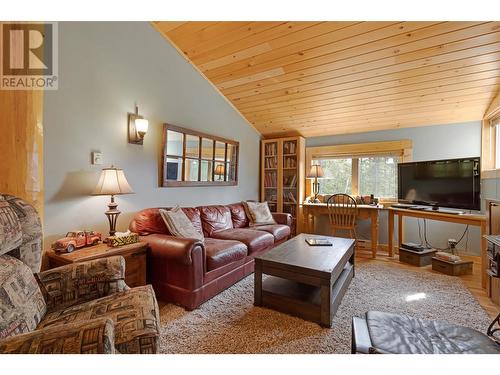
[161, 124, 239, 187]
[306, 140, 413, 203]
[481, 94, 500, 177]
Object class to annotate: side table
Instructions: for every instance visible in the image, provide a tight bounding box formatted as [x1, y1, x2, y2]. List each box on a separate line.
[46, 241, 148, 287]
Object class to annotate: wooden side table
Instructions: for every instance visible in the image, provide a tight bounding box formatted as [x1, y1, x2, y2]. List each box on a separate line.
[46, 242, 148, 287]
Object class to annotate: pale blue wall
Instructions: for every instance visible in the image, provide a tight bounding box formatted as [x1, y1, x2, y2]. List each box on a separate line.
[43, 22, 261, 248]
[306, 121, 482, 255]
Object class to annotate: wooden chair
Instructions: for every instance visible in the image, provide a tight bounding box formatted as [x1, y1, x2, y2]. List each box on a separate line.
[326, 193, 358, 239]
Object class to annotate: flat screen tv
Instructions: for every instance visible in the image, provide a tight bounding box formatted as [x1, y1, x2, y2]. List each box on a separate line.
[398, 157, 480, 211]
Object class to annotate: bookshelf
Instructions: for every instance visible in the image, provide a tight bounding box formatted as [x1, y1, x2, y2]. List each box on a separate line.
[261, 136, 305, 234]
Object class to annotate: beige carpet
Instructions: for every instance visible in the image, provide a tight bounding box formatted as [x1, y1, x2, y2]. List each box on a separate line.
[158, 262, 491, 353]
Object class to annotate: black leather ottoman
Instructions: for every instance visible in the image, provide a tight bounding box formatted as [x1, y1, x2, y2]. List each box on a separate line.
[352, 311, 500, 354]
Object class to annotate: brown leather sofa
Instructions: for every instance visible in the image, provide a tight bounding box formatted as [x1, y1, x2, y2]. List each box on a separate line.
[129, 202, 292, 310]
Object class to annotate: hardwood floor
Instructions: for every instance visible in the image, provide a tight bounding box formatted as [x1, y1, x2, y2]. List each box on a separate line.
[356, 251, 500, 319]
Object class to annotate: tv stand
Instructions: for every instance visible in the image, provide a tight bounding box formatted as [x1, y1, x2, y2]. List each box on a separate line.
[421, 206, 464, 215]
[387, 207, 488, 289]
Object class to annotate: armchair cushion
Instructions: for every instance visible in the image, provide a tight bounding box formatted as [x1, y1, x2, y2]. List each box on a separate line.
[0, 255, 46, 339]
[0, 194, 42, 273]
[0, 318, 115, 354]
[36, 256, 128, 313]
[38, 285, 160, 354]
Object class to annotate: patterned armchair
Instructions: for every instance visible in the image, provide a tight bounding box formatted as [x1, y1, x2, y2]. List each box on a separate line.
[0, 194, 160, 354]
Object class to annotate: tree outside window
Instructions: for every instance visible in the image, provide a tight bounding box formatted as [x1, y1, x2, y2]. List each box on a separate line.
[314, 155, 398, 199]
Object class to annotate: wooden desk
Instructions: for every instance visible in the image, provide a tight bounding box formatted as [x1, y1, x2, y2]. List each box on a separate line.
[387, 207, 488, 288]
[301, 203, 384, 258]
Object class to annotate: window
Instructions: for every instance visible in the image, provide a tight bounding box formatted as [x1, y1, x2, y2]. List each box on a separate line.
[162, 124, 239, 187]
[307, 140, 412, 201]
[317, 158, 352, 194]
[358, 156, 398, 198]
[314, 156, 398, 199]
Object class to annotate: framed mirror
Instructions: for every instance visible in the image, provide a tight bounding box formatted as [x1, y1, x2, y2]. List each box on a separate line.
[162, 124, 239, 187]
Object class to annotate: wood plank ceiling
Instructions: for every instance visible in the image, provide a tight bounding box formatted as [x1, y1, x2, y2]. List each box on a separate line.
[153, 21, 500, 138]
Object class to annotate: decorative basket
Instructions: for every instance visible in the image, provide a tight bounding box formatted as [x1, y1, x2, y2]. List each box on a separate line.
[107, 233, 139, 247]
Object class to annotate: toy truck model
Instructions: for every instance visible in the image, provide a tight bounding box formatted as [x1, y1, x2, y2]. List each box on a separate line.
[51, 230, 102, 253]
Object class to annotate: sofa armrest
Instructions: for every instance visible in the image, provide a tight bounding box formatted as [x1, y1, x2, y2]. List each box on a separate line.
[145, 234, 204, 265]
[0, 318, 116, 354]
[272, 212, 292, 227]
[36, 256, 128, 312]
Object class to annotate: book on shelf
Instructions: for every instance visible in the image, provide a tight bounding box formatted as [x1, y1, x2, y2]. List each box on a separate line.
[283, 141, 296, 155]
[264, 171, 277, 187]
[264, 143, 277, 156]
[284, 191, 297, 203]
[283, 156, 297, 168]
[264, 157, 277, 169]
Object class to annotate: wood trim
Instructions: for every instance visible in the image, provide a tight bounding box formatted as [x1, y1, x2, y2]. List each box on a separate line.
[305, 140, 413, 198]
[485, 90, 500, 119]
[481, 119, 496, 172]
[307, 140, 413, 159]
[161, 123, 239, 187]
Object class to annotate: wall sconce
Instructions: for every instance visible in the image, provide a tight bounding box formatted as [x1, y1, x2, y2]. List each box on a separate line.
[128, 105, 149, 145]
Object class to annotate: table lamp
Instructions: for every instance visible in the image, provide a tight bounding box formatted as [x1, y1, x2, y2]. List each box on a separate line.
[214, 164, 225, 181]
[92, 166, 134, 236]
[307, 164, 324, 203]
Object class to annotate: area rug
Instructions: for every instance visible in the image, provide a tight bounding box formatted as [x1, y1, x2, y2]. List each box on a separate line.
[158, 262, 491, 353]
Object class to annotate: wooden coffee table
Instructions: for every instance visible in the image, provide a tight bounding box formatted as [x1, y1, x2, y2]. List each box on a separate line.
[254, 233, 355, 327]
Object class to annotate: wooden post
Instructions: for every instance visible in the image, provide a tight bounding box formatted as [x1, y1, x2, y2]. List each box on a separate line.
[320, 280, 332, 327]
[254, 259, 263, 306]
[481, 220, 488, 289]
[397, 213, 404, 253]
[370, 210, 379, 258]
[388, 209, 394, 257]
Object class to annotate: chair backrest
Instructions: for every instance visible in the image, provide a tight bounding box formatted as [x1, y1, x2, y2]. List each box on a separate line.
[326, 194, 358, 230]
[0, 194, 43, 273]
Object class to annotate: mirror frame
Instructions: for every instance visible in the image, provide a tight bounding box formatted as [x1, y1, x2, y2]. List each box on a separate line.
[161, 124, 239, 187]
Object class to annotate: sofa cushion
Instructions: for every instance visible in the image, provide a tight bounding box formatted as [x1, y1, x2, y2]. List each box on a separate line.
[244, 201, 276, 226]
[129, 207, 203, 236]
[159, 207, 204, 242]
[204, 238, 247, 271]
[0, 255, 46, 339]
[198, 205, 233, 237]
[38, 285, 160, 354]
[365, 310, 500, 354]
[254, 224, 290, 242]
[211, 228, 274, 254]
[227, 202, 249, 228]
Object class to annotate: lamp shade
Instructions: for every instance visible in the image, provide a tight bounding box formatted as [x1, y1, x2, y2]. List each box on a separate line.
[135, 118, 149, 134]
[92, 166, 134, 196]
[306, 164, 324, 178]
[214, 164, 225, 175]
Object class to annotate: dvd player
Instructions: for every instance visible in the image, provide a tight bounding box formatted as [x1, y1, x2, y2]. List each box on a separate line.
[400, 242, 432, 252]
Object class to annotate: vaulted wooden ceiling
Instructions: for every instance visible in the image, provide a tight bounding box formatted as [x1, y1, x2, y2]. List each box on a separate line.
[153, 21, 500, 138]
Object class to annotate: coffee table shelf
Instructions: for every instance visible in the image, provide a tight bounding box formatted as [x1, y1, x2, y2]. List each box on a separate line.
[254, 234, 355, 327]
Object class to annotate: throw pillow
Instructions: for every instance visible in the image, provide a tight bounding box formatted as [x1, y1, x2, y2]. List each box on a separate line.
[159, 207, 204, 242]
[244, 201, 276, 226]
